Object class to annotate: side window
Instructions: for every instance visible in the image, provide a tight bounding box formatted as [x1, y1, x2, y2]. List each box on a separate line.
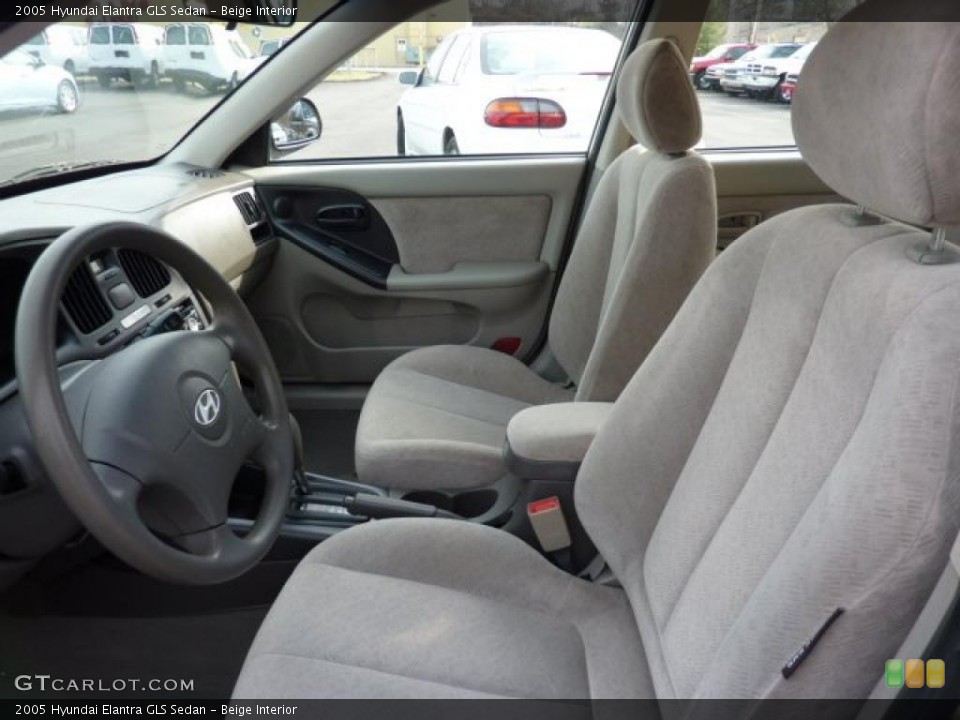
[166, 26, 186, 46]
[437, 35, 470, 85]
[692, 0, 862, 149]
[113, 26, 135, 46]
[273, 20, 630, 163]
[90, 27, 110, 45]
[188, 26, 212, 46]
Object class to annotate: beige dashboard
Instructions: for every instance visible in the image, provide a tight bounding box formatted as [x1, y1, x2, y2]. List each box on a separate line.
[0, 162, 268, 288]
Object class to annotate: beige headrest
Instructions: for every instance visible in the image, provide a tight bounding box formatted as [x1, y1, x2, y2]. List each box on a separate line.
[793, 5, 960, 226]
[616, 39, 701, 154]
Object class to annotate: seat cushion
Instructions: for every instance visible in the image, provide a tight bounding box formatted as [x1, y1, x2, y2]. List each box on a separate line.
[355, 346, 573, 490]
[233, 519, 652, 699]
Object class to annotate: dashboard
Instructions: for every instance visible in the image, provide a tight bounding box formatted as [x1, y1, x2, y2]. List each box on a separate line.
[0, 163, 277, 576]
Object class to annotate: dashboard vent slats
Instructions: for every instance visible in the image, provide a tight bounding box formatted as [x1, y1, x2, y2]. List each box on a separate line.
[117, 249, 172, 298]
[233, 191, 264, 227]
[62, 264, 112, 335]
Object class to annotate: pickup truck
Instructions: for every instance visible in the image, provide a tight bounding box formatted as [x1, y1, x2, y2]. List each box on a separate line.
[738, 42, 816, 100]
[720, 43, 803, 97]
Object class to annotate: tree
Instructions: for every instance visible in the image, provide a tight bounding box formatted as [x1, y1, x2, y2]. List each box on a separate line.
[695, 22, 727, 55]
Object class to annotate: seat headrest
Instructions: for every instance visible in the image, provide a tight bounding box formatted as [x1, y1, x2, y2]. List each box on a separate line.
[616, 39, 701, 154]
[793, 7, 960, 227]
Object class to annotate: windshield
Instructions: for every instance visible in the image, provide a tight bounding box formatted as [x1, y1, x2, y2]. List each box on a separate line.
[791, 43, 816, 61]
[0, 19, 308, 189]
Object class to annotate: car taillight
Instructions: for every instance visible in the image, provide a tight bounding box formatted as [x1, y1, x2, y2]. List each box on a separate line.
[484, 98, 567, 129]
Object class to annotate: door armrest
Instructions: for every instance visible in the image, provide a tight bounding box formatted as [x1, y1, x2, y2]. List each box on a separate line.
[504, 402, 613, 482]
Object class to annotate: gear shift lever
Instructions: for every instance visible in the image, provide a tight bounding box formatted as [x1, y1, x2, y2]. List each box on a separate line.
[288, 413, 312, 497]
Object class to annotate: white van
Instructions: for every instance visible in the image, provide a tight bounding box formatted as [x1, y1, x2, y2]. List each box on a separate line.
[88, 23, 165, 89]
[163, 23, 262, 93]
[22, 26, 90, 77]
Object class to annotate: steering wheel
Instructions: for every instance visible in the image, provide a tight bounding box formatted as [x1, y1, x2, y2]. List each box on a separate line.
[15, 222, 294, 585]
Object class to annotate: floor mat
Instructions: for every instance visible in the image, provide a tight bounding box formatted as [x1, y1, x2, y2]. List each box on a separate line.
[0, 608, 266, 699]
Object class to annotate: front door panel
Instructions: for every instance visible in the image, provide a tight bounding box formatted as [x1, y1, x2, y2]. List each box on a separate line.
[245, 157, 584, 384]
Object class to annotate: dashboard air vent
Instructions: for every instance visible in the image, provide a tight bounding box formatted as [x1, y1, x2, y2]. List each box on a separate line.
[62, 264, 112, 335]
[233, 191, 265, 227]
[186, 167, 225, 179]
[117, 249, 172, 298]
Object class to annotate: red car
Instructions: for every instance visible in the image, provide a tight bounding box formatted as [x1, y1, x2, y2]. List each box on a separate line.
[689, 43, 757, 90]
[779, 72, 800, 103]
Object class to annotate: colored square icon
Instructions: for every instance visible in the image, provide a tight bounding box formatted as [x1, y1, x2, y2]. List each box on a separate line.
[885, 659, 904, 688]
[926, 659, 945, 689]
[905, 659, 925, 688]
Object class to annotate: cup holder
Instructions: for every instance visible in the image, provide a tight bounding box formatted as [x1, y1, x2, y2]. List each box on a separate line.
[452, 489, 498, 518]
[401, 489, 499, 520]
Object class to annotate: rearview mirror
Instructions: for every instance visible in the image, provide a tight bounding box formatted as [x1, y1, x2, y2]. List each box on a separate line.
[182, 0, 297, 26]
[271, 98, 322, 154]
[398, 70, 420, 86]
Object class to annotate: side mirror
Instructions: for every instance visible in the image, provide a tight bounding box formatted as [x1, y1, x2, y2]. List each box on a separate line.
[398, 70, 420, 86]
[271, 98, 322, 154]
[29, 54, 44, 69]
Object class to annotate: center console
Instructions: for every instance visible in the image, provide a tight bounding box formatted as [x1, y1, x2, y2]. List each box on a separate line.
[229, 402, 614, 570]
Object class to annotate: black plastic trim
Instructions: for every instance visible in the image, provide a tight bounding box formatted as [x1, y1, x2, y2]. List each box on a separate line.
[258, 185, 400, 289]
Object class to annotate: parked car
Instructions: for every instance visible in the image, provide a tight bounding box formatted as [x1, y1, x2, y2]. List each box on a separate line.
[700, 59, 734, 91]
[22, 25, 89, 78]
[779, 72, 800, 104]
[88, 23, 165, 89]
[739, 42, 816, 100]
[719, 43, 803, 96]
[397, 25, 622, 156]
[0, 48, 79, 113]
[771, 42, 817, 103]
[689, 43, 756, 90]
[164, 23, 262, 93]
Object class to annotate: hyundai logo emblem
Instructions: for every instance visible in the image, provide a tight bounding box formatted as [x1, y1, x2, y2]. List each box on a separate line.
[194, 388, 222, 427]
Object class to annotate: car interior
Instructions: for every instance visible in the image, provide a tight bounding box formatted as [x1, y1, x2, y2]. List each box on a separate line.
[1, 0, 959, 706]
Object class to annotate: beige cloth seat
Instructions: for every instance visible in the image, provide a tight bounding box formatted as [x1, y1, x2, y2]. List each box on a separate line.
[236, 7, 960, 700]
[355, 39, 717, 490]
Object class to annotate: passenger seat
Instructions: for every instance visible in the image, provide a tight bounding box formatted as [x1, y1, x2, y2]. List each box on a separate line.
[355, 39, 717, 491]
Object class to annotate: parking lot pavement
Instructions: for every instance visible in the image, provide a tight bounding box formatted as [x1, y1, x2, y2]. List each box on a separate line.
[0, 76, 795, 184]
[698, 90, 795, 149]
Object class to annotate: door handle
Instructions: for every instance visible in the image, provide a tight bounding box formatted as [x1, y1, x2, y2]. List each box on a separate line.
[316, 204, 368, 229]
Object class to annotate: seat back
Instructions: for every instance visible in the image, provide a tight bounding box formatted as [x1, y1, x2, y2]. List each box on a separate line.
[575, 12, 960, 699]
[548, 39, 717, 402]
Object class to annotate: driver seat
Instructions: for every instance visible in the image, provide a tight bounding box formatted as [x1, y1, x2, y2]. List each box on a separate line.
[234, 9, 960, 699]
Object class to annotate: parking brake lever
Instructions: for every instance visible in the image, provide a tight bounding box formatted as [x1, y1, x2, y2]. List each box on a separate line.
[288, 414, 312, 497]
[345, 493, 461, 521]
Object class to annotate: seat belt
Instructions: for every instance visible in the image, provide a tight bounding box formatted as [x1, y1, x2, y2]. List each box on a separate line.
[860, 530, 960, 704]
[579, 553, 621, 588]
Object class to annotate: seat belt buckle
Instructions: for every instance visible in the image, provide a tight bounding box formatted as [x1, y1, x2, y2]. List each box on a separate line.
[527, 497, 572, 553]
